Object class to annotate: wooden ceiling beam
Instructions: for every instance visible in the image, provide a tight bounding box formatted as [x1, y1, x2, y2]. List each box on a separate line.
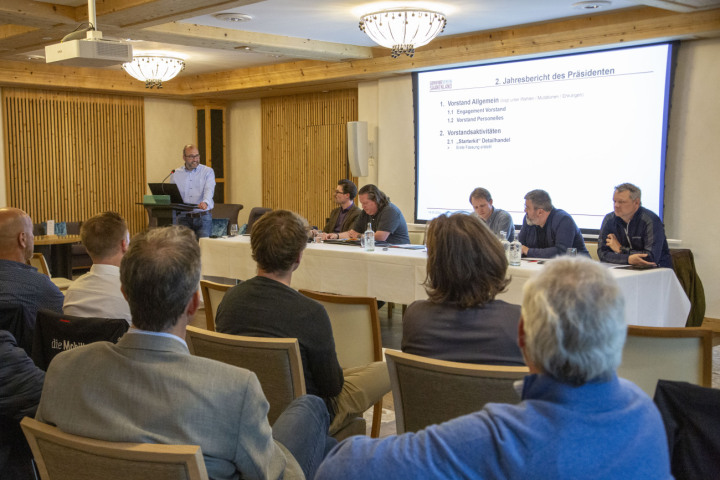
[0, 1, 77, 28]
[88, 0, 263, 29]
[138, 23, 374, 61]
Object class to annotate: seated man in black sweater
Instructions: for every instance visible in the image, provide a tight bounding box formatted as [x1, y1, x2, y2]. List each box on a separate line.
[215, 209, 389, 435]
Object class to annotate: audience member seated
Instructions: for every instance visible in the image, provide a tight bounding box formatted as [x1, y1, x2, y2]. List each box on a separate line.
[402, 212, 524, 366]
[316, 257, 672, 479]
[322, 179, 361, 235]
[35, 225, 334, 480]
[469, 187, 515, 241]
[216, 210, 390, 435]
[323, 184, 410, 244]
[1, 329, 45, 480]
[0, 207, 63, 321]
[63, 212, 131, 323]
[518, 189, 588, 258]
[597, 182, 672, 268]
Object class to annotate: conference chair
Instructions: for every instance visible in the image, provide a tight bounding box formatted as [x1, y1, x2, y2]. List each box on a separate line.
[617, 325, 712, 397]
[385, 349, 530, 434]
[199, 280, 234, 331]
[31, 309, 129, 370]
[185, 326, 305, 425]
[29, 253, 73, 291]
[653, 379, 720, 480]
[245, 207, 272, 234]
[0, 303, 33, 355]
[297, 289, 384, 438]
[20, 417, 209, 480]
[211, 203, 244, 235]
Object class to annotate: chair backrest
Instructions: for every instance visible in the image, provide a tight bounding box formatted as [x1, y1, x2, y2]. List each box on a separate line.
[245, 207, 272, 234]
[0, 303, 33, 355]
[408, 230, 425, 246]
[199, 280, 233, 331]
[298, 289, 382, 368]
[21, 417, 209, 480]
[385, 349, 530, 434]
[29, 252, 50, 276]
[617, 326, 712, 397]
[31, 309, 130, 370]
[212, 203, 244, 235]
[28, 253, 73, 291]
[653, 379, 720, 479]
[185, 326, 305, 425]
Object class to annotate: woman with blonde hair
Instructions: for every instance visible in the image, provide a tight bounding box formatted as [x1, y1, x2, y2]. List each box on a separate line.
[401, 212, 524, 365]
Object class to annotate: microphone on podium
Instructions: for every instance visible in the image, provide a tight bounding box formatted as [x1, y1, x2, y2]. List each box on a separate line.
[160, 169, 176, 184]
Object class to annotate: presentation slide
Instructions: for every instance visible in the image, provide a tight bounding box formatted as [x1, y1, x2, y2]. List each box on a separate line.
[414, 43, 673, 231]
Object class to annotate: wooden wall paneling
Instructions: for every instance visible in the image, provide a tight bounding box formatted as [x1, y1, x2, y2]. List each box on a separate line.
[261, 90, 358, 227]
[2, 88, 146, 235]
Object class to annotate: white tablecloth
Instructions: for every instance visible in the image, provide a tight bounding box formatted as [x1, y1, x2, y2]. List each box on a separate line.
[200, 236, 690, 328]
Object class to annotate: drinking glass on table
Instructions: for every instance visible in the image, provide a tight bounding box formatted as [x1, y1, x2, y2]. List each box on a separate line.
[229, 224, 238, 237]
[566, 247, 577, 257]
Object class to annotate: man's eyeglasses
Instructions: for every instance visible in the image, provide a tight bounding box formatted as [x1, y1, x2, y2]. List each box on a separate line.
[334, 190, 344, 195]
[184, 154, 200, 159]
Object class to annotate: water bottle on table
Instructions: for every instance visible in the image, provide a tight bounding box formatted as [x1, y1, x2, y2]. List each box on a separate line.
[363, 222, 375, 252]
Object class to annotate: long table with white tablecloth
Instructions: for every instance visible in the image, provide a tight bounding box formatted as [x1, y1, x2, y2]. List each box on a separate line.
[200, 236, 690, 328]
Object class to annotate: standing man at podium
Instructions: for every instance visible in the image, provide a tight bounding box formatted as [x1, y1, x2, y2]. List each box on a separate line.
[171, 144, 216, 239]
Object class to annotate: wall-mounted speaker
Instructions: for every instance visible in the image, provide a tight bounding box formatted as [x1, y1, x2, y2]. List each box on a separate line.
[347, 121, 368, 177]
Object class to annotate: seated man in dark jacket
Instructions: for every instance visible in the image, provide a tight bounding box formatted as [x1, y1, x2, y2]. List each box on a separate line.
[597, 183, 672, 268]
[518, 189, 588, 258]
[0, 329, 45, 480]
[322, 179, 361, 235]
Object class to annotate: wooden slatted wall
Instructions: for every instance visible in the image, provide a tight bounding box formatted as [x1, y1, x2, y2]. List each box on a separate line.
[2, 88, 146, 234]
[261, 90, 358, 228]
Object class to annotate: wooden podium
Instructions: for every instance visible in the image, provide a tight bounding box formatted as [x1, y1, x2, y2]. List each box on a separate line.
[142, 204, 196, 228]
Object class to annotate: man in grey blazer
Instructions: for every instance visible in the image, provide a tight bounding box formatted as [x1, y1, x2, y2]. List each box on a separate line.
[36, 225, 332, 480]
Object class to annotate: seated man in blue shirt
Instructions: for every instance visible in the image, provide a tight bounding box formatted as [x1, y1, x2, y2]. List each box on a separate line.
[598, 182, 672, 268]
[0, 207, 63, 320]
[315, 257, 672, 480]
[518, 189, 588, 258]
[171, 144, 216, 239]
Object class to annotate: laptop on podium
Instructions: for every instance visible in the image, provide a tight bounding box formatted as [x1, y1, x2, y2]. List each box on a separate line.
[148, 183, 197, 208]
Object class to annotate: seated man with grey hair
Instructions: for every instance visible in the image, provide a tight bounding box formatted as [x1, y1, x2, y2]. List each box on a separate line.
[315, 257, 672, 479]
[36, 225, 333, 480]
[518, 189, 588, 258]
[598, 182, 672, 268]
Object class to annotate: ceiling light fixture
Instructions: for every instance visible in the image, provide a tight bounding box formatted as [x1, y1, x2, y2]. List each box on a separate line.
[359, 8, 446, 58]
[572, 1, 612, 10]
[213, 12, 253, 22]
[122, 56, 185, 88]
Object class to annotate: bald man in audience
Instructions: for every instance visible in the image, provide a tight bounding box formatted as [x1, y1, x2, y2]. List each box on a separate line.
[63, 212, 131, 322]
[316, 257, 672, 479]
[0, 207, 63, 320]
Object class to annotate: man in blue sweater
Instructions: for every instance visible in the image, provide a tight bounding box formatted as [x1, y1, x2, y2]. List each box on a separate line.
[518, 189, 588, 258]
[315, 257, 672, 480]
[598, 182, 672, 268]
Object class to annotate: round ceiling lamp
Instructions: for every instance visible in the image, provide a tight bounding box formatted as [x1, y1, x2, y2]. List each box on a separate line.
[359, 8, 447, 58]
[122, 56, 185, 89]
